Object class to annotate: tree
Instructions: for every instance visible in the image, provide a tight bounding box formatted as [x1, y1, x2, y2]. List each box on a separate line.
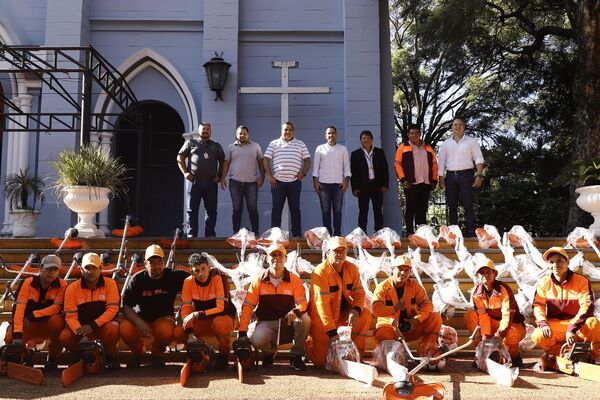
[481, 0, 600, 230]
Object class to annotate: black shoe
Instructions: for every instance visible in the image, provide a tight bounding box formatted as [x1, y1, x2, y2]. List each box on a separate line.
[512, 355, 523, 368]
[151, 355, 165, 369]
[262, 353, 274, 368]
[105, 355, 120, 370]
[44, 358, 58, 372]
[127, 355, 141, 369]
[214, 354, 229, 371]
[289, 355, 306, 371]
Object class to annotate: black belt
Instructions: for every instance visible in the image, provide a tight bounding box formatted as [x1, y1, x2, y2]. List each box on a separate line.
[446, 169, 473, 175]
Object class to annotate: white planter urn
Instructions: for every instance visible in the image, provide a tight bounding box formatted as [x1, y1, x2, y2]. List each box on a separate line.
[576, 185, 600, 237]
[10, 209, 40, 237]
[62, 186, 111, 238]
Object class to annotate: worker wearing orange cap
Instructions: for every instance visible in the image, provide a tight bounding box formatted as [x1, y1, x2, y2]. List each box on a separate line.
[120, 244, 189, 368]
[5, 254, 68, 371]
[464, 256, 526, 366]
[532, 247, 600, 370]
[307, 236, 372, 368]
[372, 254, 442, 359]
[60, 252, 120, 369]
[238, 242, 310, 371]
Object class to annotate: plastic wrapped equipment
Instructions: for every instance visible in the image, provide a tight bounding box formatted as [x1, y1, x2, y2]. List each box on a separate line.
[304, 227, 330, 249]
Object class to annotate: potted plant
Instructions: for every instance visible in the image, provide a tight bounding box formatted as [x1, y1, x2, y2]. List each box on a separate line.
[50, 145, 128, 238]
[3, 168, 45, 237]
[572, 159, 600, 236]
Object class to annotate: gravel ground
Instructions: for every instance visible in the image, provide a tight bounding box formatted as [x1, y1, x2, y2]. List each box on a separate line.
[2, 356, 596, 400]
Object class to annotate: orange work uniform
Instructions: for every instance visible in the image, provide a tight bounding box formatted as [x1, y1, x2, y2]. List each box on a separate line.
[5, 276, 67, 358]
[464, 280, 526, 358]
[372, 277, 441, 353]
[532, 270, 600, 358]
[180, 272, 235, 355]
[307, 260, 372, 368]
[59, 276, 120, 356]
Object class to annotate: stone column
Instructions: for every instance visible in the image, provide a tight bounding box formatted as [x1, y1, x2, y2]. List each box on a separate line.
[0, 97, 20, 234]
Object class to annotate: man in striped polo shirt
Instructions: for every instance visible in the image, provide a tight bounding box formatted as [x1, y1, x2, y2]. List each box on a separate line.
[263, 121, 311, 237]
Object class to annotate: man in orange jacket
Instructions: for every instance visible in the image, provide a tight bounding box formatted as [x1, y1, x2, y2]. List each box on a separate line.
[120, 244, 189, 368]
[180, 253, 236, 370]
[372, 255, 441, 358]
[394, 124, 438, 235]
[307, 236, 372, 368]
[238, 242, 310, 370]
[5, 254, 67, 370]
[59, 252, 120, 369]
[532, 247, 600, 370]
[464, 257, 526, 366]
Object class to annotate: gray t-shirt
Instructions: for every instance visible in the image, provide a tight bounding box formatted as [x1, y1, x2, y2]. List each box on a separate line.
[225, 141, 263, 182]
[178, 139, 225, 181]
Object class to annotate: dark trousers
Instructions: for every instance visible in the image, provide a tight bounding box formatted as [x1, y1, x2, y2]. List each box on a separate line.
[229, 179, 259, 235]
[403, 183, 432, 235]
[445, 171, 476, 236]
[357, 181, 384, 233]
[317, 182, 344, 236]
[187, 180, 218, 237]
[271, 179, 302, 237]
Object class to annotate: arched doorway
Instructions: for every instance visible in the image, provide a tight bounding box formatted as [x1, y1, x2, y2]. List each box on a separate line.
[112, 100, 185, 236]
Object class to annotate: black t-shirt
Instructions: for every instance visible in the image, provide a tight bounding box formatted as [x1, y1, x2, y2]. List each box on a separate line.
[122, 268, 189, 322]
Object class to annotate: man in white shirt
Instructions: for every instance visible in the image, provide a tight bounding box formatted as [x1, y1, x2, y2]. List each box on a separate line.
[312, 126, 351, 236]
[437, 117, 484, 237]
[263, 121, 311, 237]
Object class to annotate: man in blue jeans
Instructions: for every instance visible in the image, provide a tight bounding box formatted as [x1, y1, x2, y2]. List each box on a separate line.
[437, 117, 484, 237]
[221, 125, 265, 235]
[263, 122, 311, 238]
[312, 126, 351, 236]
[177, 122, 225, 237]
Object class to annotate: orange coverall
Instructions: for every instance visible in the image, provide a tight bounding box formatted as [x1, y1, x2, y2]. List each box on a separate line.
[372, 277, 441, 354]
[60, 276, 120, 356]
[307, 260, 372, 368]
[532, 271, 600, 358]
[464, 280, 526, 358]
[5, 276, 67, 358]
[179, 273, 235, 355]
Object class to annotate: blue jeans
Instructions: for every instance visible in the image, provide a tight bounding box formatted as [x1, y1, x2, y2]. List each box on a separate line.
[445, 171, 475, 236]
[271, 179, 302, 237]
[229, 179, 259, 235]
[187, 179, 218, 237]
[317, 182, 344, 236]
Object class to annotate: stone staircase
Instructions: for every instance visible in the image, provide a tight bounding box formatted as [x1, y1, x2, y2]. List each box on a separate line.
[1, 236, 599, 360]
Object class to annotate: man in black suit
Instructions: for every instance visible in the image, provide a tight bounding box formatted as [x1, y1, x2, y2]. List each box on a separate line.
[350, 130, 389, 233]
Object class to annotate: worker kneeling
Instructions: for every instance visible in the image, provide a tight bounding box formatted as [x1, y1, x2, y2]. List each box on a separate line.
[531, 247, 600, 370]
[59, 252, 120, 369]
[464, 257, 526, 366]
[307, 236, 372, 368]
[180, 253, 235, 370]
[372, 255, 442, 362]
[238, 243, 310, 371]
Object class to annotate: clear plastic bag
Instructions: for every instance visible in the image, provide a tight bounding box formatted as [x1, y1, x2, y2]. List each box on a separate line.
[373, 340, 408, 381]
[432, 280, 470, 312]
[257, 227, 290, 248]
[438, 225, 463, 246]
[285, 250, 316, 275]
[519, 323, 536, 351]
[326, 326, 377, 385]
[439, 325, 458, 350]
[369, 228, 401, 254]
[425, 253, 464, 285]
[566, 227, 600, 251]
[475, 338, 518, 386]
[475, 225, 501, 249]
[408, 225, 439, 253]
[304, 227, 331, 250]
[345, 227, 373, 249]
[226, 228, 257, 261]
[507, 225, 535, 249]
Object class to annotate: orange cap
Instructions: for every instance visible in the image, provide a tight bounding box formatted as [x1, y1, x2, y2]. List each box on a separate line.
[543, 246, 569, 261]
